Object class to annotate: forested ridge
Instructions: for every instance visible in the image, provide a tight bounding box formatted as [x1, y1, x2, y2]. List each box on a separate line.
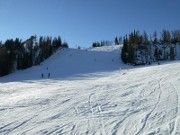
[121, 30, 180, 65]
[0, 36, 68, 76]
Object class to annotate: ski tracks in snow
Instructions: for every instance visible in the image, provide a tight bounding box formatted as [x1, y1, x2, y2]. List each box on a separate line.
[0, 60, 180, 134]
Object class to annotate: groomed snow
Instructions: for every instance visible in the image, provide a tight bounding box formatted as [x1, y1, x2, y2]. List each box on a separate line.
[0, 45, 180, 135]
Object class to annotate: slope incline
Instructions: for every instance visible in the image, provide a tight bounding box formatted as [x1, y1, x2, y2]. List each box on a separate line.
[0, 45, 180, 135]
[0, 45, 123, 82]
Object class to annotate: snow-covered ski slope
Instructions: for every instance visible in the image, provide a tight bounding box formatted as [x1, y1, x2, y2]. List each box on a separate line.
[0, 45, 180, 135]
[1, 45, 123, 82]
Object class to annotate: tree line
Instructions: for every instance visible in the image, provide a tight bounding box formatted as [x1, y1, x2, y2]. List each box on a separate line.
[0, 36, 68, 76]
[92, 37, 123, 48]
[121, 30, 180, 65]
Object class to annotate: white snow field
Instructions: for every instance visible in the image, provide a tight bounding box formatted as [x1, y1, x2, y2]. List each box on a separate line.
[0, 45, 180, 135]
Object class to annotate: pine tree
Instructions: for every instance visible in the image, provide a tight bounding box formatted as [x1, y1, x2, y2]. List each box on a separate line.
[57, 36, 62, 48]
[172, 30, 180, 44]
[161, 30, 171, 44]
[0, 47, 13, 76]
[170, 46, 175, 60]
[153, 31, 158, 44]
[121, 37, 128, 63]
[115, 37, 119, 45]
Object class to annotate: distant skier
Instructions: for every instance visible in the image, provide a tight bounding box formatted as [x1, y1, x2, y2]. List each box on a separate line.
[48, 73, 50, 78]
[41, 73, 44, 78]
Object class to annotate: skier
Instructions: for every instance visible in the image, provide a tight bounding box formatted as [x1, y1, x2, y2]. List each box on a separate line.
[48, 73, 50, 78]
[41, 73, 44, 78]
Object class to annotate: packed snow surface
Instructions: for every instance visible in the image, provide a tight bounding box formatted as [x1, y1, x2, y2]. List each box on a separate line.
[0, 45, 180, 135]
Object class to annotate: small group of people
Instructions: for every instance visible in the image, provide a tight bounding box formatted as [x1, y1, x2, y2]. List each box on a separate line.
[41, 67, 51, 79]
[41, 73, 51, 78]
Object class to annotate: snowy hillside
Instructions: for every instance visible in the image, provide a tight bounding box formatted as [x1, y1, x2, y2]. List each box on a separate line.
[0, 45, 124, 82]
[0, 45, 180, 135]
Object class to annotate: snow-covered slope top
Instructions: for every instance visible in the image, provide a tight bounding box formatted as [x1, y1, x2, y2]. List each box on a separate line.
[89, 45, 123, 52]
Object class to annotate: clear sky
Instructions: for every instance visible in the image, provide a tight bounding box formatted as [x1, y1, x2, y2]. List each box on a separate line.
[0, 0, 180, 47]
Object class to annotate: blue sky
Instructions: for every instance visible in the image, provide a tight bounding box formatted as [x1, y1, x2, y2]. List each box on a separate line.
[0, 0, 180, 47]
